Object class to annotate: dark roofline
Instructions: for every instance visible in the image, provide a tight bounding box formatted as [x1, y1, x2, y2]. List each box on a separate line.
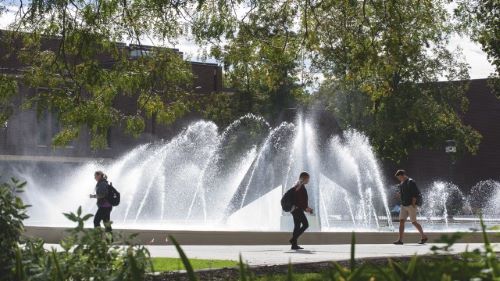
[0, 29, 224, 69]
[190, 61, 220, 67]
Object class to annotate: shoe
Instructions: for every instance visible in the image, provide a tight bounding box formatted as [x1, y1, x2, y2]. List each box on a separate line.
[291, 245, 303, 250]
[418, 237, 428, 244]
[393, 240, 404, 245]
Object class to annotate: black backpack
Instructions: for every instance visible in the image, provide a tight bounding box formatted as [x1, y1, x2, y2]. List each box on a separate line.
[106, 182, 120, 207]
[408, 179, 423, 206]
[281, 187, 296, 212]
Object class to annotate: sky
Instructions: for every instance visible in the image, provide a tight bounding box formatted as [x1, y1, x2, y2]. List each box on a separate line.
[0, 6, 495, 80]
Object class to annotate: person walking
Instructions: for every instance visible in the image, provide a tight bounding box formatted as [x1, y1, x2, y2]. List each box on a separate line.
[393, 169, 428, 245]
[289, 172, 313, 250]
[90, 171, 113, 233]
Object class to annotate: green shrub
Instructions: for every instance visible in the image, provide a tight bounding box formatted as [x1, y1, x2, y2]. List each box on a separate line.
[0, 178, 28, 280]
[12, 207, 154, 280]
[0, 177, 153, 280]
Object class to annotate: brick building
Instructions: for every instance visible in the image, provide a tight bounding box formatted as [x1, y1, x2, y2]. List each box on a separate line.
[0, 30, 226, 160]
[1, 31, 499, 190]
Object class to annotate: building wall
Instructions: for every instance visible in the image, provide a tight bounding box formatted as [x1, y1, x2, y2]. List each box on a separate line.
[385, 79, 500, 191]
[0, 31, 226, 159]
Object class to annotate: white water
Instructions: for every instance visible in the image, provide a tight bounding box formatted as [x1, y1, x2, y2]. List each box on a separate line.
[16, 113, 499, 231]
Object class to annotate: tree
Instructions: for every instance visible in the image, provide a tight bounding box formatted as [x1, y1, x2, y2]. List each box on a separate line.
[0, 0, 200, 148]
[455, 0, 500, 98]
[0, 0, 484, 161]
[194, 0, 311, 120]
[308, 0, 481, 161]
[192, 0, 481, 161]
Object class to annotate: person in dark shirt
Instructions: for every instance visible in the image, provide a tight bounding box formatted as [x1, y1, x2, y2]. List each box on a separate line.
[289, 172, 313, 250]
[394, 170, 427, 245]
[90, 171, 112, 232]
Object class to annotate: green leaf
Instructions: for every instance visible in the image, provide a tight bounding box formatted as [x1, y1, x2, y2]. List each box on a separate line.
[168, 236, 198, 281]
[239, 254, 247, 281]
[286, 261, 293, 281]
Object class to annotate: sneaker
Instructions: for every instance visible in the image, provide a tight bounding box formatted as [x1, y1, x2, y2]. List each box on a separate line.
[291, 245, 304, 250]
[393, 240, 404, 245]
[418, 237, 428, 244]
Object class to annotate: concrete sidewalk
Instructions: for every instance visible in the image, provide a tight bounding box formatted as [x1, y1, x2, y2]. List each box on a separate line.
[145, 243, 498, 266]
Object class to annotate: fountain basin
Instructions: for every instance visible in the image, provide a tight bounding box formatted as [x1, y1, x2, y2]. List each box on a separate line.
[23, 226, 499, 245]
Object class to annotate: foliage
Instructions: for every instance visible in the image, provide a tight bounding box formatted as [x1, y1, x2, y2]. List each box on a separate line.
[455, 0, 500, 74]
[1, 0, 197, 148]
[455, 0, 500, 99]
[168, 235, 199, 281]
[10, 207, 154, 281]
[197, 92, 240, 127]
[0, 74, 17, 126]
[0, 178, 28, 279]
[192, 0, 481, 161]
[0, 178, 153, 280]
[309, 0, 478, 161]
[0, 0, 491, 160]
[198, 7, 310, 119]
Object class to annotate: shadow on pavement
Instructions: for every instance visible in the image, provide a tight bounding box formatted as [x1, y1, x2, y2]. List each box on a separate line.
[283, 250, 315, 254]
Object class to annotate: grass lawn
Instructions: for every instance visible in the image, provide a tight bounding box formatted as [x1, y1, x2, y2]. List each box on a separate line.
[151, 257, 238, 272]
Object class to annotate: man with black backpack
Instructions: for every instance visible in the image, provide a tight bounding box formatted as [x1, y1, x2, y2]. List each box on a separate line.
[393, 170, 428, 245]
[90, 171, 115, 233]
[285, 172, 313, 250]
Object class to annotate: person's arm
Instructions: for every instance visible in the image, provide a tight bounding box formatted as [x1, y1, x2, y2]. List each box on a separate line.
[410, 181, 418, 207]
[304, 188, 313, 214]
[95, 182, 108, 199]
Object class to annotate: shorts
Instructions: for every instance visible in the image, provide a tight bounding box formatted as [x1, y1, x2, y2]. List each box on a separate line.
[399, 205, 418, 222]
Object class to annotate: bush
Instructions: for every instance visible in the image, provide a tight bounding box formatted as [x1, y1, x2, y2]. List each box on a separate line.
[0, 179, 153, 281]
[0, 178, 28, 279]
[11, 208, 154, 280]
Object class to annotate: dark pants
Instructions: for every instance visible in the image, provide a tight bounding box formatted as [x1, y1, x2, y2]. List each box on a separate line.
[94, 207, 112, 232]
[291, 208, 309, 244]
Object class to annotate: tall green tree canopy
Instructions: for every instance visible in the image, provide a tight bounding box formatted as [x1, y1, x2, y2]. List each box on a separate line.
[193, 0, 481, 161]
[0, 0, 486, 161]
[455, 0, 499, 98]
[306, 0, 480, 161]
[0, 0, 201, 147]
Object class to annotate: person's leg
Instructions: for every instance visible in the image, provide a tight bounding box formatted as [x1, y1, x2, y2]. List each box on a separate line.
[291, 209, 308, 249]
[297, 211, 309, 239]
[409, 206, 427, 241]
[291, 209, 301, 245]
[102, 207, 112, 233]
[398, 219, 405, 241]
[292, 210, 308, 247]
[395, 206, 408, 244]
[412, 221, 425, 237]
[94, 207, 103, 228]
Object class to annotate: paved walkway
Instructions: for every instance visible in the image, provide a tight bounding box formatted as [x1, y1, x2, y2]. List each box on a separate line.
[146, 243, 499, 266]
[42, 243, 498, 266]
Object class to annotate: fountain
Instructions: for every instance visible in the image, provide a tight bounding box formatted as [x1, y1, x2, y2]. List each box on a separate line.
[469, 180, 500, 218]
[422, 181, 469, 227]
[5, 112, 499, 234]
